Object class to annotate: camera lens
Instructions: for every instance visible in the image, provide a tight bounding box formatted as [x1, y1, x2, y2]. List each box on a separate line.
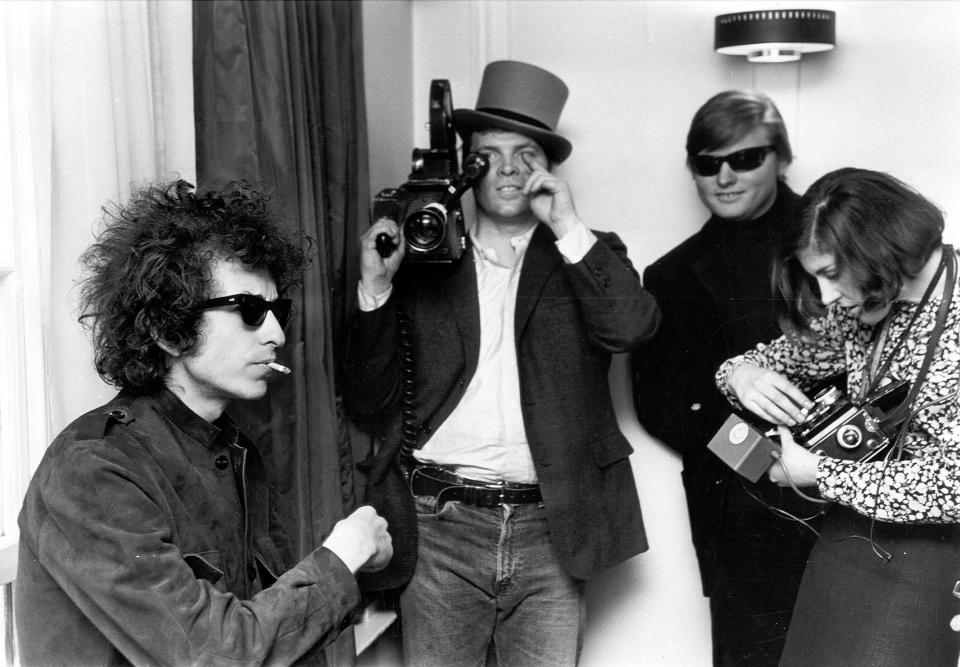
[404, 203, 447, 252]
[836, 424, 863, 450]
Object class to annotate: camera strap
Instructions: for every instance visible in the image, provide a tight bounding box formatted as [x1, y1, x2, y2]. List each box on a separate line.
[867, 245, 956, 435]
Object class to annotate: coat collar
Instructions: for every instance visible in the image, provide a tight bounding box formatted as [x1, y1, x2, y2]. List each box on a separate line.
[146, 387, 232, 448]
[692, 180, 798, 302]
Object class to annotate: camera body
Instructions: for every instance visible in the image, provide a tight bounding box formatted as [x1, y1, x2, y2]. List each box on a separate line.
[373, 80, 488, 264]
[708, 378, 909, 482]
[373, 149, 485, 263]
[790, 379, 908, 462]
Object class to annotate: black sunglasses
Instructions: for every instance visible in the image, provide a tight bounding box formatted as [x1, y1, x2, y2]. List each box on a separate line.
[197, 294, 293, 328]
[690, 145, 777, 177]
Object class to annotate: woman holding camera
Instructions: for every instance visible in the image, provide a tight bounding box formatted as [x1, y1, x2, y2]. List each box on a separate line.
[717, 167, 960, 666]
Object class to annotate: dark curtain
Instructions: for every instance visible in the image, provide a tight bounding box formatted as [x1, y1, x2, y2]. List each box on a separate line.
[192, 0, 368, 661]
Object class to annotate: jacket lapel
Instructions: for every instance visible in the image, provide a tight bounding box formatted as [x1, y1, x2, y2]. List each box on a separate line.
[516, 224, 562, 339]
[442, 244, 482, 375]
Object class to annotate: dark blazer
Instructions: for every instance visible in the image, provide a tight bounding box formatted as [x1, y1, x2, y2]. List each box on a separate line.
[345, 224, 660, 588]
[632, 181, 817, 594]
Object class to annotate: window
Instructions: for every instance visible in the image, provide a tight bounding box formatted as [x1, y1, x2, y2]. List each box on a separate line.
[1, 3, 53, 661]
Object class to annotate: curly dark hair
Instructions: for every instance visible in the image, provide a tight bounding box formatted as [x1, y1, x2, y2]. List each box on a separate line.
[78, 179, 310, 392]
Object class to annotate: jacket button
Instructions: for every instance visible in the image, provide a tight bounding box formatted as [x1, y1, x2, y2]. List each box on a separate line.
[214, 455, 229, 470]
[109, 410, 126, 419]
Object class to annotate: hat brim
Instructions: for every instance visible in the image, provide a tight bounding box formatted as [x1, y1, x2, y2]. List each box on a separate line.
[453, 108, 572, 165]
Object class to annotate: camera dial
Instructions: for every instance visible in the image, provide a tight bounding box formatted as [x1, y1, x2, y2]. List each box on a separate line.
[836, 424, 863, 450]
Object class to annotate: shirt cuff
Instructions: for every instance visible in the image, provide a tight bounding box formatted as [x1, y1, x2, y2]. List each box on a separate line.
[554, 222, 597, 264]
[357, 281, 392, 312]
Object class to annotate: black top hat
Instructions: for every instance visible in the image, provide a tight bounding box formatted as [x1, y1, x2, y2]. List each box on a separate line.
[453, 60, 572, 164]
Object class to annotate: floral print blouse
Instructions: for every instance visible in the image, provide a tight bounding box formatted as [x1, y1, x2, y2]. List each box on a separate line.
[716, 251, 960, 523]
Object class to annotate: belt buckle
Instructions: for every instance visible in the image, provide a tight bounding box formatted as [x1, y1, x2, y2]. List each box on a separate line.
[409, 466, 439, 497]
[461, 480, 500, 508]
[478, 479, 506, 507]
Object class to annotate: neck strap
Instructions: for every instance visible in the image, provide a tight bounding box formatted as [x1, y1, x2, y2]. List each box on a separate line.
[880, 245, 956, 431]
[864, 245, 953, 397]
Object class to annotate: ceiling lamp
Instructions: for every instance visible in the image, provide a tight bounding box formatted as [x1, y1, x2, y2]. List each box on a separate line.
[715, 9, 836, 63]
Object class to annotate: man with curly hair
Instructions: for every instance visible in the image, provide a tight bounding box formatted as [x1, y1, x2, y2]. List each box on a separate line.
[15, 180, 392, 665]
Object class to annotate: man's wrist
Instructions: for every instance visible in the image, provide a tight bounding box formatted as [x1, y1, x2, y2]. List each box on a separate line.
[554, 221, 596, 263]
[322, 535, 374, 574]
[357, 280, 392, 311]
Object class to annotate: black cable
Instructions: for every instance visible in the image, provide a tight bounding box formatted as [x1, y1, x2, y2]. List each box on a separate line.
[747, 449, 893, 562]
[396, 307, 419, 466]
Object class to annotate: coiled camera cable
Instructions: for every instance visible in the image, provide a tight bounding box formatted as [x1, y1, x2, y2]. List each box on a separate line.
[396, 307, 419, 467]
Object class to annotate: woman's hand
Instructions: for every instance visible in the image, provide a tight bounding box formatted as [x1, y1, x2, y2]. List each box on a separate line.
[769, 426, 822, 487]
[728, 363, 814, 426]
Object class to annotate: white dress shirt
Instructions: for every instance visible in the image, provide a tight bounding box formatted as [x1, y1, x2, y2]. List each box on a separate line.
[358, 223, 596, 483]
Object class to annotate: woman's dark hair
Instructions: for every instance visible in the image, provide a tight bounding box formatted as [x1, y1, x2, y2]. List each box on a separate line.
[775, 168, 944, 335]
[78, 179, 310, 392]
[686, 90, 793, 172]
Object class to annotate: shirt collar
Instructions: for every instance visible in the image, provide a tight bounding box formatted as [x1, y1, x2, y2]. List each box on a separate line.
[469, 225, 536, 268]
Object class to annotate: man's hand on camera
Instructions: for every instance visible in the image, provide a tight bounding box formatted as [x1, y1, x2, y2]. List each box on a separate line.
[322, 505, 393, 574]
[360, 217, 405, 296]
[728, 363, 813, 426]
[521, 155, 581, 239]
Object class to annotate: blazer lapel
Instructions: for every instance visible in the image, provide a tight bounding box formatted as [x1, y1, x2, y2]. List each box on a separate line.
[442, 244, 482, 375]
[516, 224, 562, 338]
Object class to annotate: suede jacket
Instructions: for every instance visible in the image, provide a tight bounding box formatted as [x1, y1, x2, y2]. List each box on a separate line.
[15, 389, 360, 666]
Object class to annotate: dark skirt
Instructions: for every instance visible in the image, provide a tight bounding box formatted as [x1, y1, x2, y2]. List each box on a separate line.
[781, 505, 960, 667]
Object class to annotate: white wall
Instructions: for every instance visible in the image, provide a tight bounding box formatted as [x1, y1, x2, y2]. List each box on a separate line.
[364, 1, 960, 664]
[45, 0, 197, 434]
[363, 0, 414, 198]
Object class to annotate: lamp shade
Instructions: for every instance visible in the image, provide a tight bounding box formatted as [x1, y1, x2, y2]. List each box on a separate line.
[715, 9, 836, 63]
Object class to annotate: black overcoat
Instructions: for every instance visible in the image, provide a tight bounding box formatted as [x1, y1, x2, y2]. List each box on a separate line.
[632, 181, 818, 596]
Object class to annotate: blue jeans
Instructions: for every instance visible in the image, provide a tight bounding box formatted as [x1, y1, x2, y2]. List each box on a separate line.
[400, 495, 584, 667]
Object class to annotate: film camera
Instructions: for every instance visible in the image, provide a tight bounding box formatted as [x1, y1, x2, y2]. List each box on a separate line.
[708, 378, 910, 482]
[373, 80, 489, 263]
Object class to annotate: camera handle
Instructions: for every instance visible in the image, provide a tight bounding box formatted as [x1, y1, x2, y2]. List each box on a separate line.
[375, 232, 398, 258]
[375, 153, 490, 258]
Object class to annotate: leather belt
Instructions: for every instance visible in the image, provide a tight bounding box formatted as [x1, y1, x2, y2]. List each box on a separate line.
[410, 465, 542, 507]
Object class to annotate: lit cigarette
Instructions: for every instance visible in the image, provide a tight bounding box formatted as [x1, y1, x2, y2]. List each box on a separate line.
[268, 362, 292, 375]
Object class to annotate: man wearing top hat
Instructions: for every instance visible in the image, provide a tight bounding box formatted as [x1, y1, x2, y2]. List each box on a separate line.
[344, 60, 660, 665]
